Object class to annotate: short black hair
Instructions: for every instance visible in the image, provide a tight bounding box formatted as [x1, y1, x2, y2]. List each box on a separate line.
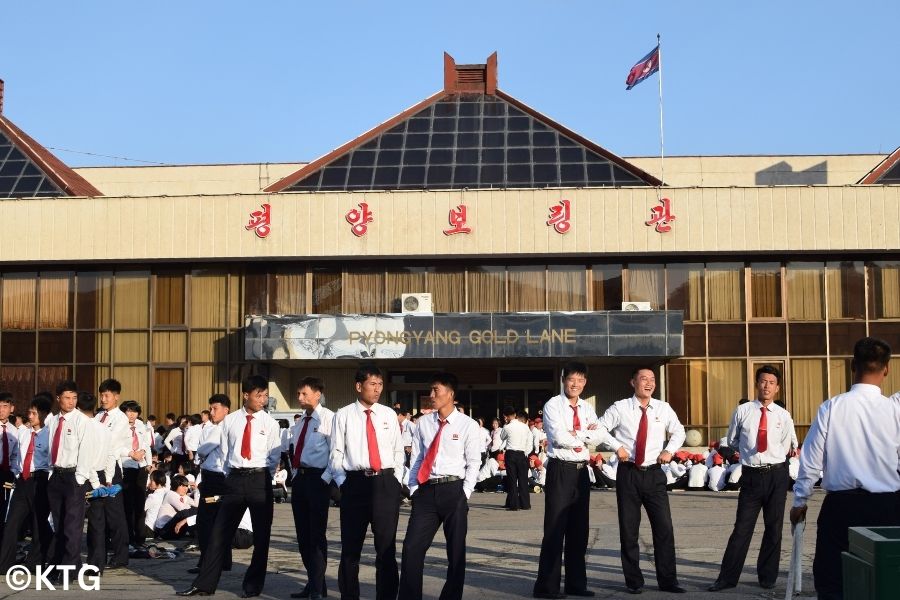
[98, 378, 122, 394]
[56, 380, 78, 396]
[851, 337, 892, 375]
[0, 392, 12, 405]
[242, 375, 268, 394]
[171, 475, 189, 490]
[150, 470, 167, 487]
[355, 364, 384, 384]
[502, 405, 517, 417]
[30, 394, 52, 420]
[209, 394, 231, 409]
[120, 400, 142, 415]
[755, 365, 782, 385]
[298, 376, 325, 393]
[165, 412, 177, 421]
[429, 372, 458, 394]
[200, 409, 210, 417]
[190, 414, 202, 426]
[77, 391, 97, 412]
[562, 362, 588, 380]
[630, 366, 657, 380]
[148, 414, 157, 422]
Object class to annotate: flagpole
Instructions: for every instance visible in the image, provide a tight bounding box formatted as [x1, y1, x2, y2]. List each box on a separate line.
[657, 33, 665, 192]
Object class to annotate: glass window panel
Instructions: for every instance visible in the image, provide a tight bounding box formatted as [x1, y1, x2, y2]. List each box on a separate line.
[591, 265, 622, 310]
[826, 261, 865, 319]
[0, 367, 34, 409]
[626, 264, 663, 309]
[871, 261, 900, 319]
[789, 322, 827, 355]
[347, 168, 374, 188]
[228, 273, 242, 329]
[547, 266, 586, 311]
[1, 332, 35, 363]
[666, 264, 704, 321]
[708, 360, 746, 426]
[153, 331, 187, 363]
[189, 366, 216, 413]
[374, 167, 400, 186]
[37, 366, 70, 398]
[75, 331, 110, 363]
[38, 331, 73, 363]
[468, 267, 505, 312]
[399, 167, 425, 186]
[684, 323, 706, 356]
[113, 332, 149, 363]
[829, 359, 851, 398]
[533, 164, 558, 184]
[191, 271, 227, 327]
[666, 360, 707, 428]
[312, 270, 341, 313]
[385, 269, 426, 313]
[786, 262, 824, 320]
[344, 269, 385, 313]
[117, 365, 148, 408]
[829, 322, 866, 356]
[508, 266, 545, 311]
[880, 356, 900, 397]
[790, 358, 827, 427]
[748, 323, 787, 356]
[750, 263, 782, 318]
[76, 272, 112, 330]
[869, 322, 900, 357]
[38, 273, 72, 329]
[507, 132, 530, 147]
[707, 324, 746, 357]
[114, 273, 150, 329]
[154, 274, 185, 325]
[190, 331, 224, 363]
[229, 330, 244, 364]
[350, 151, 376, 167]
[244, 271, 268, 316]
[273, 268, 306, 314]
[2, 274, 36, 329]
[707, 263, 744, 321]
[75, 366, 109, 400]
[427, 268, 465, 312]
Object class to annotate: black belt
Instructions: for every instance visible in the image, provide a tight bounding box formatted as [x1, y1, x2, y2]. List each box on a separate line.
[200, 469, 225, 478]
[295, 466, 326, 476]
[554, 459, 589, 470]
[622, 462, 661, 472]
[745, 462, 786, 472]
[505, 449, 527, 454]
[421, 475, 462, 486]
[229, 467, 266, 476]
[52, 467, 76, 473]
[347, 467, 394, 478]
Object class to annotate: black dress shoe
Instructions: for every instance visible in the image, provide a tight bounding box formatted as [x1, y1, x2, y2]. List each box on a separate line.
[176, 587, 213, 597]
[659, 584, 687, 593]
[240, 591, 260, 598]
[760, 581, 776, 589]
[625, 587, 643, 595]
[708, 580, 736, 592]
[564, 590, 594, 597]
[533, 592, 567, 599]
[187, 567, 201, 575]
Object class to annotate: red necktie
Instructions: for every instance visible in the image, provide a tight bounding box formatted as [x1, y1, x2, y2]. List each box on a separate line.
[757, 407, 768, 453]
[292, 416, 311, 468]
[241, 415, 254, 460]
[634, 406, 649, 466]
[100, 412, 108, 424]
[131, 425, 139, 451]
[1, 424, 8, 470]
[51, 416, 65, 465]
[22, 431, 35, 480]
[364, 410, 382, 471]
[417, 418, 448, 485]
[570, 405, 582, 453]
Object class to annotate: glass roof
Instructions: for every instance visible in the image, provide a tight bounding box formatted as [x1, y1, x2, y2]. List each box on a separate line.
[878, 160, 900, 184]
[286, 94, 649, 192]
[0, 130, 63, 198]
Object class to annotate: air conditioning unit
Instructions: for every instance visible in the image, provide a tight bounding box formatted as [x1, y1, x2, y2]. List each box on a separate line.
[622, 302, 653, 311]
[401, 293, 433, 314]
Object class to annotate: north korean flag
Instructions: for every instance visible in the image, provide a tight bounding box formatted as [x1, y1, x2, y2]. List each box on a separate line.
[625, 45, 660, 90]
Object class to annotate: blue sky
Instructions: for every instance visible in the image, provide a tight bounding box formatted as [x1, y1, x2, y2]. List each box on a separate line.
[3, 2, 898, 167]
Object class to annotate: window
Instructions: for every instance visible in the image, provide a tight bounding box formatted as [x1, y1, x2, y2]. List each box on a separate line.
[114, 273, 150, 328]
[626, 264, 663, 309]
[707, 360, 747, 427]
[386, 268, 426, 313]
[707, 263, 743, 321]
[547, 266, 586, 311]
[344, 269, 385, 313]
[508, 266, 545, 311]
[75, 272, 112, 329]
[155, 274, 185, 325]
[38, 272, 72, 329]
[273, 268, 306, 314]
[786, 262, 824, 320]
[871, 262, 900, 319]
[191, 271, 228, 327]
[467, 267, 505, 312]
[591, 265, 622, 310]
[312, 270, 341, 314]
[825, 262, 865, 320]
[2, 274, 36, 329]
[427, 268, 465, 312]
[750, 263, 782, 318]
[666, 264, 704, 321]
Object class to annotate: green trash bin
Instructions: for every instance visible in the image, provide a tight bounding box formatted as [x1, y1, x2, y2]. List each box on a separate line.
[842, 526, 900, 600]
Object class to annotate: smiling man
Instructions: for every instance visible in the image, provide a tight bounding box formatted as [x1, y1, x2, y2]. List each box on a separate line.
[597, 367, 686, 595]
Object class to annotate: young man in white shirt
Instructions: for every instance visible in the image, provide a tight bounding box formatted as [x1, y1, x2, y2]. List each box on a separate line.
[500, 405, 532, 511]
[330, 364, 404, 600]
[790, 338, 900, 600]
[399, 372, 482, 600]
[119, 399, 152, 550]
[597, 367, 686, 595]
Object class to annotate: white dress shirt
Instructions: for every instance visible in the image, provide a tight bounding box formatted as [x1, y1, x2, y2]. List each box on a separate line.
[16, 426, 49, 475]
[86, 418, 111, 488]
[531, 427, 547, 455]
[480, 427, 491, 452]
[184, 424, 202, 453]
[122, 419, 152, 469]
[489, 427, 504, 452]
[597, 397, 686, 467]
[196, 422, 226, 473]
[707, 465, 727, 491]
[291, 404, 335, 483]
[144, 487, 167, 531]
[688, 462, 708, 488]
[793, 383, 900, 508]
[727, 400, 798, 466]
[0, 421, 20, 475]
[542, 394, 605, 462]
[400, 420, 413, 448]
[500, 419, 533, 452]
[219, 407, 282, 475]
[407, 410, 482, 498]
[329, 401, 404, 487]
[165, 427, 188, 455]
[46, 409, 95, 486]
[96, 407, 131, 477]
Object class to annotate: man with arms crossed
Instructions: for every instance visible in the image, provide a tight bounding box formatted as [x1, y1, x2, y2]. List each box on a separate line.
[709, 365, 798, 591]
[597, 367, 686, 595]
[790, 338, 900, 600]
[399, 372, 481, 600]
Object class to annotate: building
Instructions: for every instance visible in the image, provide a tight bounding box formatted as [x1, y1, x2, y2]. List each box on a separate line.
[0, 56, 898, 444]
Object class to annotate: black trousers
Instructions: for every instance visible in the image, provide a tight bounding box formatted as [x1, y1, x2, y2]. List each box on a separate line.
[0, 468, 14, 543]
[158, 507, 198, 539]
[504, 450, 530, 510]
[196, 470, 232, 570]
[122, 467, 149, 546]
[192, 469, 273, 595]
[717, 463, 789, 586]
[338, 471, 402, 600]
[0, 472, 52, 571]
[399, 479, 468, 600]
[813, 490, 900, 600]
[291, 469, 331, 596]
[86, 466, 129, 569]
[615, 463, 678, 590]
[533, 459, 591, 595]
[47, 470, 90, 568]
